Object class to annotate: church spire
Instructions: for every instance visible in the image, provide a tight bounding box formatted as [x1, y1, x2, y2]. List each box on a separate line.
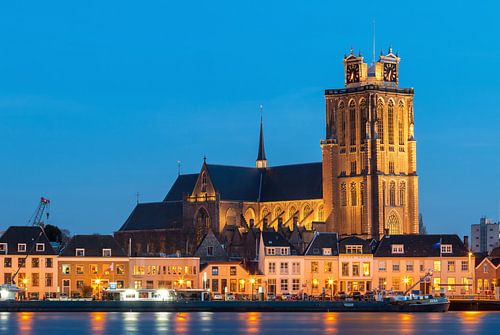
[256, 105, 268, 169]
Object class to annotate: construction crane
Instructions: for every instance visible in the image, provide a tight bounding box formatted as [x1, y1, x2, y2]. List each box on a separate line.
[28, 197, 50, 227]
[11, 197, 51, 287]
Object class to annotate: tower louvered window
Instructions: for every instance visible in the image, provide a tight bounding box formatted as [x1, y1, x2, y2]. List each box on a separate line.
[349, 101, 356, 146]
[339, 102, 345, 146]
[359, 99, 367, 141]
[388, 100, 394, 145]
[350, 182, 357, 206]
[398, 102, 405, 145]
[340, 183, 347, 206]
[377, 102, 384, 143]
[389, 181, 396, 206]
[399, 181, 406, 206]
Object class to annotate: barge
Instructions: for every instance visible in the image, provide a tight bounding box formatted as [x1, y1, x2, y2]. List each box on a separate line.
[0, 297, 449, 313]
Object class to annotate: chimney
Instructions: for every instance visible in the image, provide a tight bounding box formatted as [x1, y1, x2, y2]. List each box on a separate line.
[463, 235, 469, 249]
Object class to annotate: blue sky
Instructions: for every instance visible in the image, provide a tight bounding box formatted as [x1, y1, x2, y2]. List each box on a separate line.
[0, 1, 499, 236]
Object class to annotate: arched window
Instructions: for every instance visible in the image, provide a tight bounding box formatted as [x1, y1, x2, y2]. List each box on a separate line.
[377, 101, 384, 144]
[244, 208, 256, 227]
[389, 181, 396, 206]
[195, 208, 210, 246]
[261, 208, 270, 228]
[340, 183, 347, 206]
[360, 182, 365, 206]
[339, 101, 346, 146]
[275, 207, 283, 226]
[317, 205, 324, 221]
[398, 101, 405, 145]
[201, 171, 207, 192]
[350, 182, 357, 206]
[225, 208, 237, 226]
[359, 99, 367, 142]
[399, 181, 406, 206]
[387, 213, 401, 235]
[289, 206, 299, 226]
[349, 100, 356, 146]
[388, 100, 394, 145]
[303, 205, 313, 220]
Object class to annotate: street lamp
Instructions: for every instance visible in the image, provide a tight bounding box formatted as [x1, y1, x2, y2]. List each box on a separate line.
[249, 278, 255, 301]
[328, 279, 334, 300]
[403, 277, 409, 291]
[95, 279, 101, 300]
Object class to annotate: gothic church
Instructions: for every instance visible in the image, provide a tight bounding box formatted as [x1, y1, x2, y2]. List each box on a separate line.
[115, 48, 419, 257]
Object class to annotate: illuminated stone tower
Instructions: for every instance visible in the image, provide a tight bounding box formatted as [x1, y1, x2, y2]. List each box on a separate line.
[321, 48, 418, 239]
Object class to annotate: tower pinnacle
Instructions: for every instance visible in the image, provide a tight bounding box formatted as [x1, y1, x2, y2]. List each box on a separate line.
[256, 105, 268, 169]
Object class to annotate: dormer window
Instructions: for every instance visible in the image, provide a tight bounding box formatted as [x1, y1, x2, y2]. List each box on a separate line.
[36, 243, 45, 252]
[207, 246, 214, 256]
[345, 245, 363, 254]
[280, 248, 289, 255]
[391, 244, 404, 254]
[323, 248, 332, 256]
[441, 244, 452, 254]
[102, 249, 112, 257]
[0, 243, 7, 254]
[75, 248, 85, 257]
[266, 247, 276, 255]
[17, 243, 27, 252]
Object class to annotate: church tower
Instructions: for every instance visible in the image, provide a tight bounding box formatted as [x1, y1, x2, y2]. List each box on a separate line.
[321, 48, 418, 239]
[256, 108, 268, 169]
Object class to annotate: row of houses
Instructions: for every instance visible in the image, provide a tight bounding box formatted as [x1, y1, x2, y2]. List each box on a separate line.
[0, 226, 494, 300]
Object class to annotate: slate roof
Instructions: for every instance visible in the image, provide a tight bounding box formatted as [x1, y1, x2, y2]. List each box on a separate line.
[164, 173, 199, 202]
[204, 162, 323, 202]
[206, 164, 261, 201]
[60, 234, 127, 257]
[119, 202, 183, 231]
[305, 232, 339, 256]
[490, 247, 500, 258]
[261, 231, 293, 248]
[0, 226, 56, 255]
[260, 162, 322, 201]
[374, 234, 469, 257]
[339, 236, 372, 254]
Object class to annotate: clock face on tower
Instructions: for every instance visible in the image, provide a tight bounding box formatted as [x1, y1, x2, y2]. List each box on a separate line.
[383, 63, 397, 82]
[346, 63, 360, 84]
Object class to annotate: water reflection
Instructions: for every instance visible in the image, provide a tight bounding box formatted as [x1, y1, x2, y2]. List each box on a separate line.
[123, 312, 139, 333]
[175, 312, 189, 334]
[155, 312, 171, 332]
[0, 312, 9, 333]
[458, 311, 483, 334]
[0, 311, 496, 334]
[323, 312, 337, 334]
[90, 312, 106, 335]
[398, 313, 414, 335]
[18, 312, 33, 335]
[241, 311, 260, 334]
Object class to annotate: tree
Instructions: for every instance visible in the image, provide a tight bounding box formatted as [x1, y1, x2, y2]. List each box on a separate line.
[44, 224, 63, 242]
[419, 213, 428, 235]
[44, 224, 71, 244]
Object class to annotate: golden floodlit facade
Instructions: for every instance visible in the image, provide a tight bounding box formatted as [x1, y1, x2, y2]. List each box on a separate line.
[116, 48, 419, 257]
[321, 48, 419, 239]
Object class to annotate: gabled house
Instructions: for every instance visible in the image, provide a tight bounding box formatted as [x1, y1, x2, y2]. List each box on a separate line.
[373, 234, 474, 295]
[0, 226, 58, 299]
[58, 234, 128, 298]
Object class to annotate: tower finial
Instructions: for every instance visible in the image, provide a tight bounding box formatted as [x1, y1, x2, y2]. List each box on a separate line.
[256, 105, 268, 169]
[372, 19, 376, 64]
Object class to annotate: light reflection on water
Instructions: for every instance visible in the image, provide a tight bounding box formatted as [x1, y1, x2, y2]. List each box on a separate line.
[1, 311, 498, 335]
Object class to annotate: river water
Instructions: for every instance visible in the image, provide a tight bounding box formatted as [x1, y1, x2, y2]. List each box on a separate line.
[0, 311, 498, 335]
